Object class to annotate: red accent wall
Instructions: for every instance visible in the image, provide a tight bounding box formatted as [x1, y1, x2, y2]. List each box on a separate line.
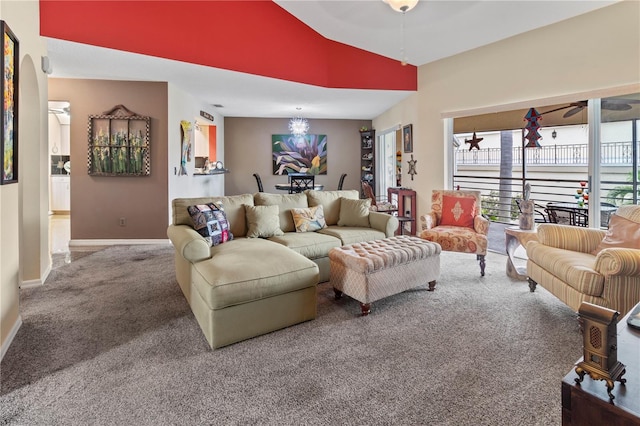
[39, 0, 416, 91]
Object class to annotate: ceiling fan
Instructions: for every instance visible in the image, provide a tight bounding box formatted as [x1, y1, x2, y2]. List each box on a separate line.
[541, 98, 640, 118]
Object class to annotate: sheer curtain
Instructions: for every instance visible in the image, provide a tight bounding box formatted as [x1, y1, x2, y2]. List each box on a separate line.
[376, 129, 397, 203]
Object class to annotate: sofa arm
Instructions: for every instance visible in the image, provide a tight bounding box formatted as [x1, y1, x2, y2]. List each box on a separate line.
[536, 224, 606, 253]
[167, 224, 211, 263]
[595, 248, 640, 276]
[368, 211, 399, 237]
[420, 212, 437, 230]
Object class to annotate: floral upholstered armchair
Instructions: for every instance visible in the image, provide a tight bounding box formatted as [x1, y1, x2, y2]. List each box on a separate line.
[419, 190, 490, 276]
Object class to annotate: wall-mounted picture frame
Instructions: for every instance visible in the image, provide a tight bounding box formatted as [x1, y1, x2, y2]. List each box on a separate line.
[87, 105, 151, 176]
[1, 20, 19, 185]
[272, 134, 327, 175]
[403, 124, 413, 154]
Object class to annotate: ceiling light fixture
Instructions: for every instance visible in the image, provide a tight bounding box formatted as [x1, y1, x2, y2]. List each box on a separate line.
[383, 0, 419, 66]
[289, 116, 309, 137]
[383, 0, 418, 13]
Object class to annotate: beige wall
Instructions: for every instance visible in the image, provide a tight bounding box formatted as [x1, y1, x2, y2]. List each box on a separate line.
[374, 1, 640, 220]
[48, 79, 169, 240]
[224, 118, 371, 195]
[1, 0, 49, 357]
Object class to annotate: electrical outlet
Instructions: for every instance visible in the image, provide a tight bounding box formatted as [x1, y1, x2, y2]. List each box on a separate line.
[119, 217, 126, 226]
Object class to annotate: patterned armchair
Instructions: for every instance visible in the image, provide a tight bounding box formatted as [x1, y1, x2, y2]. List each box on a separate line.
[419, 190, 490, 276]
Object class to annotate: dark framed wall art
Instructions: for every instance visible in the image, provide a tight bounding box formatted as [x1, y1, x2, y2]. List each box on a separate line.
[1, 20, 19, 185]
[403, 124, 413, 154]
[87, 105, 151, 176]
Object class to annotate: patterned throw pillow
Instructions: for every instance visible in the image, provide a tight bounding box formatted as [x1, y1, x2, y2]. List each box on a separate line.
[291, 205, 327, 232]
[440, 195, 476, 228]
[187, 203, 234, 246]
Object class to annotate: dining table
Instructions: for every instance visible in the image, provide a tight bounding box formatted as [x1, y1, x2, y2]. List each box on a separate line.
[546, 202, 618, 227]
[274, 183, 324, 192]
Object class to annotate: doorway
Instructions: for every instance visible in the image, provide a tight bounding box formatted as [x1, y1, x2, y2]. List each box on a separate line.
[48, 101, 71, 258]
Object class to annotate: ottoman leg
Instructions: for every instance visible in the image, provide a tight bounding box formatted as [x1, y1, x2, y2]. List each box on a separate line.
[360, 303, 371, 316]
[428, 280, 437, 291]
[333, 288, 343, 299]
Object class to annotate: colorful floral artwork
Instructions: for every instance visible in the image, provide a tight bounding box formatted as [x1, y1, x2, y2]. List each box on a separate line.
[272, 134, 327, 175]
[1, 21, 18, 185]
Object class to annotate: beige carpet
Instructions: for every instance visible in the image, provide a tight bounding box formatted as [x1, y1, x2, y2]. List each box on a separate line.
[1, 244, 582, 425]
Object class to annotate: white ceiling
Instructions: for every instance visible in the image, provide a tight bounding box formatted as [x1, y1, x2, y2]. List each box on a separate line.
[45, 0, 617, 120]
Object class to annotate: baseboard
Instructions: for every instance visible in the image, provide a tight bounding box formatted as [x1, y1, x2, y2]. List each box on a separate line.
[20, 262, 51, 289]
[1, 315, 22, 361]
[69, 239, 171, 247]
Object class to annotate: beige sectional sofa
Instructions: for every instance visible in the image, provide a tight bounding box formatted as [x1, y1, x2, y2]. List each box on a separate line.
[167, 189, 399, 348]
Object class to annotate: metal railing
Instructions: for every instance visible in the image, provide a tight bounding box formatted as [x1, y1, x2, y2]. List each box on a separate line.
[453, 175, 638, 228]
[456, 141, 634, 165]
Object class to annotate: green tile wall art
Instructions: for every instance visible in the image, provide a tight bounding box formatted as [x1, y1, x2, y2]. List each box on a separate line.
[87, 104, 150, 176]
[272, 134, 327, 175]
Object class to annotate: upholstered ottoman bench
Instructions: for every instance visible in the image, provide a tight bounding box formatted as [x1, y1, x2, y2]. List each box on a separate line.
[329, 235, 441, 316]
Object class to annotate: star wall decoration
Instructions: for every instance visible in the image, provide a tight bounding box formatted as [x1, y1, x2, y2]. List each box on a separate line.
[407, 154, 417, 181]
[465, 131, 483, 151]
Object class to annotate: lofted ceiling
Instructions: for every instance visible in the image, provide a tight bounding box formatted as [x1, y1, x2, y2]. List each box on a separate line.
[43, 0, 619, 119]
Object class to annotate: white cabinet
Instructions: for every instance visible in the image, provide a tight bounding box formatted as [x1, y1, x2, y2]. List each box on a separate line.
[51, 176, 70, 212]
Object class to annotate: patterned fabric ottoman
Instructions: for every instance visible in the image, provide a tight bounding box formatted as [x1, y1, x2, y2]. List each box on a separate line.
[329, 236, 441, 316]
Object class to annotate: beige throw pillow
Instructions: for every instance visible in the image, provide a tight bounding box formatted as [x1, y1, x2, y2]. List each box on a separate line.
[244, 205, 284, 238]
[592, 214, 640, 255]
[337, 198, 371, 228]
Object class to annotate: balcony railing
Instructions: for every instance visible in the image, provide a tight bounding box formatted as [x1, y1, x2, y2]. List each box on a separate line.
[452, 175, 638, 228]
[455, 141, 635, 165]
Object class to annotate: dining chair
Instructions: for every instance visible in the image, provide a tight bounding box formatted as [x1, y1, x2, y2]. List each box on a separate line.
[289, 174, 315, 193]
[252, 173, 264, 192]
[361, 181, 397, 213]
[337, 173, 347, 190]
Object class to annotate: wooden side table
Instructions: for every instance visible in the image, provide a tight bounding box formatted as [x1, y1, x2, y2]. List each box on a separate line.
[561, 303, 640, 425]
[505, 226, 538, 280]
[388, 188, 417, 235]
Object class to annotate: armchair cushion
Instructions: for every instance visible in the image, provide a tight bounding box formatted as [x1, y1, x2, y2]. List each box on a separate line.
[592, 214, 640, 255]
[420, 226, 487, 255]
[440, 194, 476, 228]
[526, 243, 604, 296]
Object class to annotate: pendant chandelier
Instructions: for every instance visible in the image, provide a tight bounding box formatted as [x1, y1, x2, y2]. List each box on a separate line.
[289, 116, 309, 137]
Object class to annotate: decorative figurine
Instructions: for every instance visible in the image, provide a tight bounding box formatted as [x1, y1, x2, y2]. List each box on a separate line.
[574, 302, 626, 400]
[519, 182, 535, 230]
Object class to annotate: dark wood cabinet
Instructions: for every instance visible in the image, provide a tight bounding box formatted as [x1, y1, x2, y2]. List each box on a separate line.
[360, 130, 375, 196]
[561, 304, 640, 426]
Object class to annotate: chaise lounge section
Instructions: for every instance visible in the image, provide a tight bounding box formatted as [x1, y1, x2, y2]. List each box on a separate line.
[167, 190, 399, 348]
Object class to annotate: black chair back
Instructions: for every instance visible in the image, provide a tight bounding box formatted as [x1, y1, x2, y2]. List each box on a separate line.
[338, 173, 347, 190]
[289, 175, 314, 193]
[252, 173, 264, 192]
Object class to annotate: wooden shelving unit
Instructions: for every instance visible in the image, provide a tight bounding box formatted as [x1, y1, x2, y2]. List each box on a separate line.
[360, 129, 375, 197]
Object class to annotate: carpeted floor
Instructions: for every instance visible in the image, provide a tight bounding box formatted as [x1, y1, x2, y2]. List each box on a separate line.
[1, 245, 582, 425]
